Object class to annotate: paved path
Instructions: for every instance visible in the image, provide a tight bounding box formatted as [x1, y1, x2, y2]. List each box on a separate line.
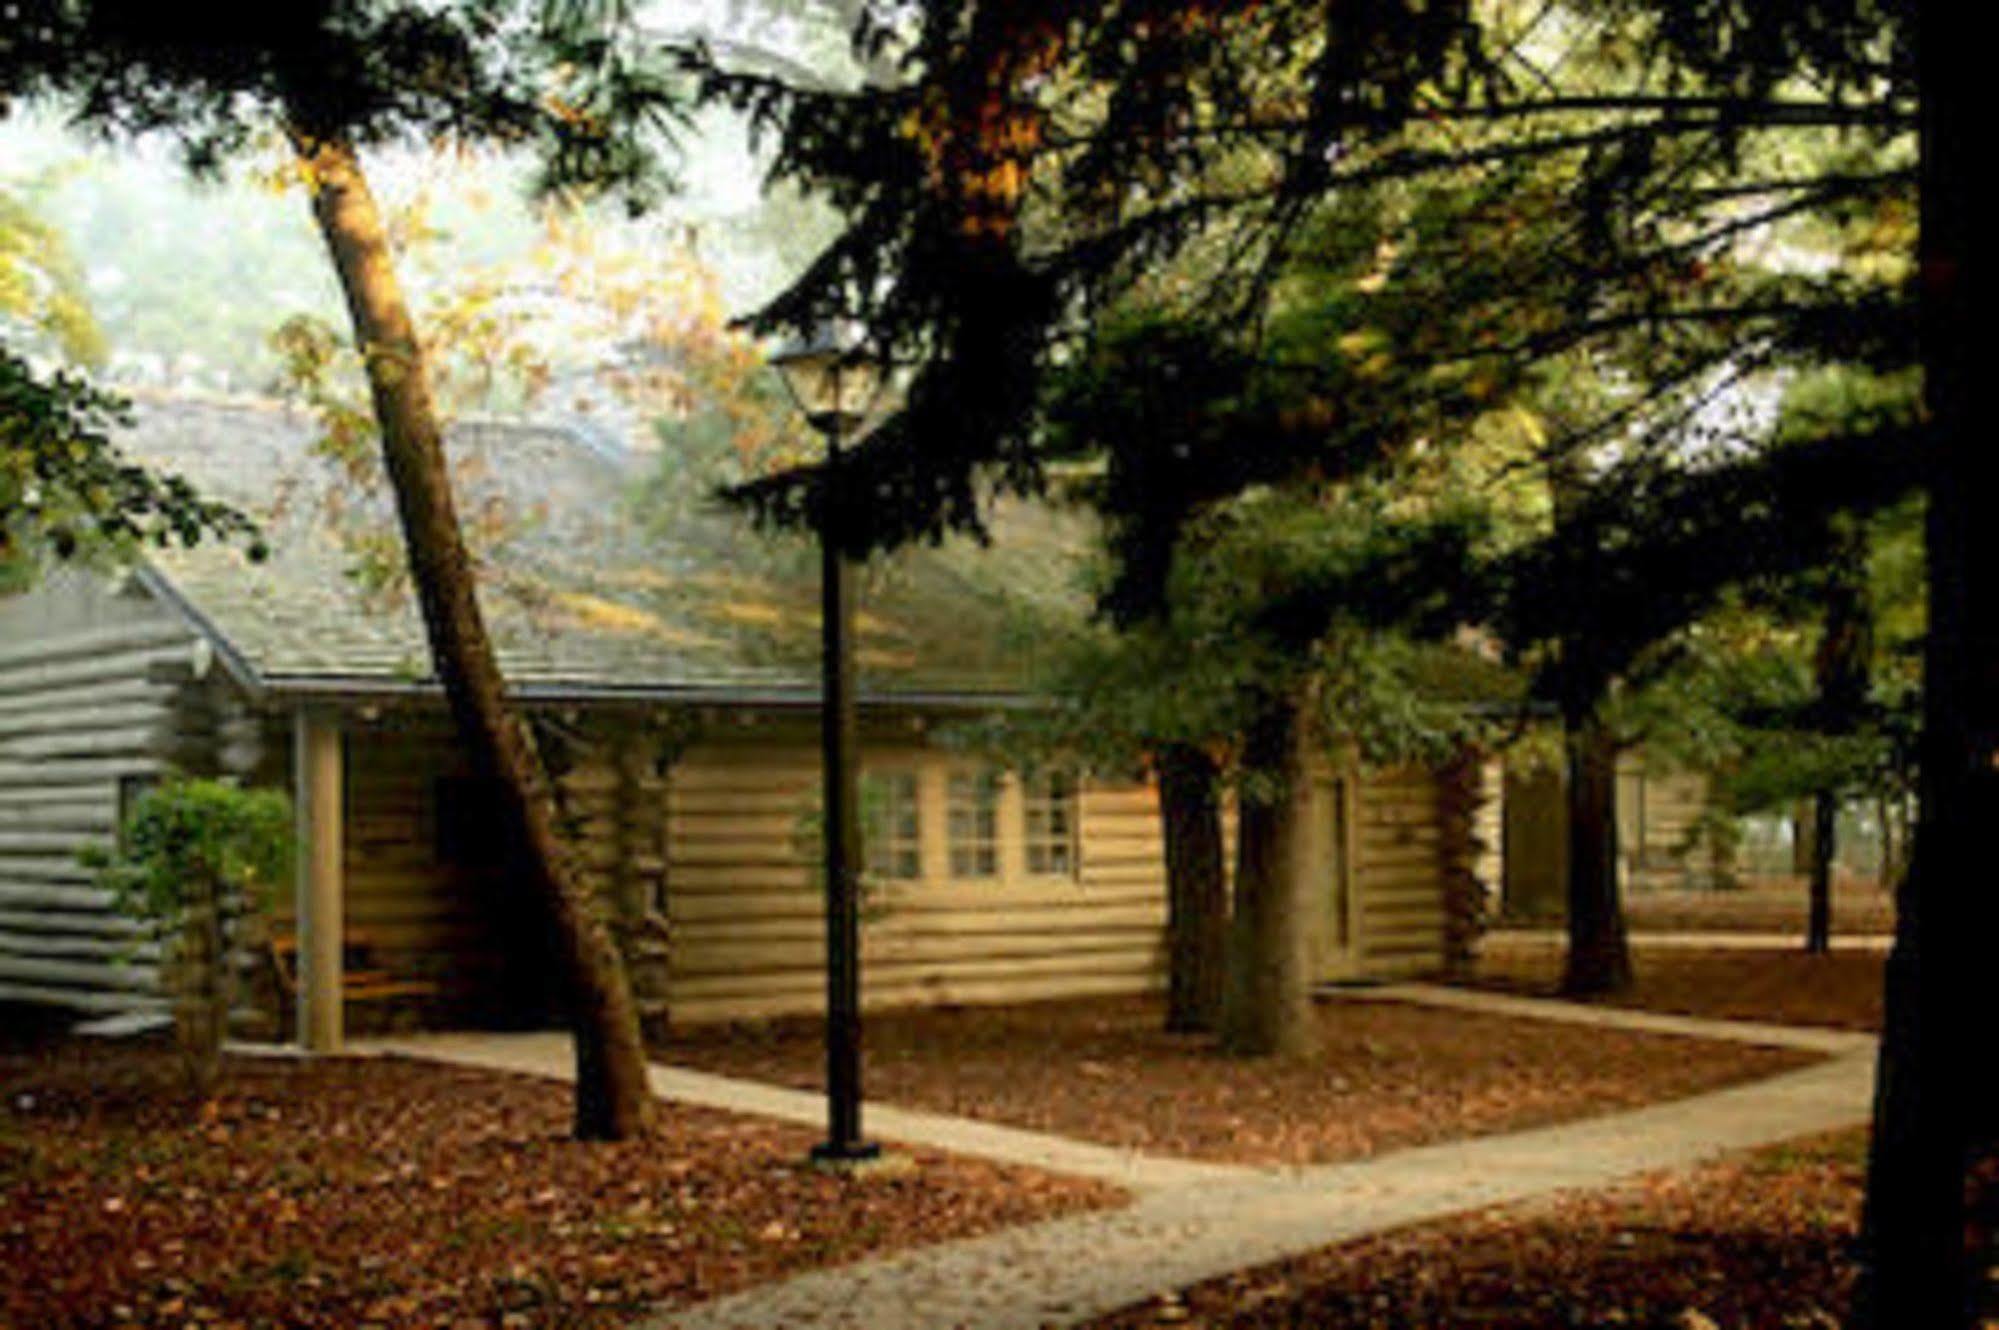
[1360, 982, 1876, 1056]
[360, 1031, 1244, 1193]
[363, 988, 1879, 1330]
[1486, 928, 1893, 953]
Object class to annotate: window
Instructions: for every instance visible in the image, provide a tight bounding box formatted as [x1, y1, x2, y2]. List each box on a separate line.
[1024, 770, 1080, 879]
[864, 770, 922, 881]
[115, 773, 161, 850]
[947, 768, 1001, 878]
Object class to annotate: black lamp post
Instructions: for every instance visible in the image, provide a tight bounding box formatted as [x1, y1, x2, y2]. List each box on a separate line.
[771, 327, 884, 1165]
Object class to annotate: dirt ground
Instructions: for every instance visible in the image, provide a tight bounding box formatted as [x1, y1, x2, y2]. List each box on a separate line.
[1090, 1128, 1874, 1328]
[660, 993, 1814, 1167]
[0, 1020, 1119, 1330]
[1469, 939, 1886, 1031]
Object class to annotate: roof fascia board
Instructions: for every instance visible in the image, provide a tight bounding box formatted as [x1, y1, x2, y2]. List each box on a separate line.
[258, 672, 1045, 713]
[128, 564, 270, 702]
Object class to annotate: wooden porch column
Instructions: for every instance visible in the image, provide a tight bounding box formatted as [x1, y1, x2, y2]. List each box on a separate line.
[293, 707, 345, 1052]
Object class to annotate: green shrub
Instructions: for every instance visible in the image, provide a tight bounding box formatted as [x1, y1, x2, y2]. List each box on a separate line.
[83, 777, 290, 1092]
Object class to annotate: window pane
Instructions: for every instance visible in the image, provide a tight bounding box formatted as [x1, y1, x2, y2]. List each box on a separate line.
[948, 768, 1000, 878]
[1025, 770, 1079, 880]
[864, 770, 922, 881]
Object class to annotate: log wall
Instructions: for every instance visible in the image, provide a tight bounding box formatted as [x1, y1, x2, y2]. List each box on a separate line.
[662, 736, 1168, 1024]
[256, 711, 675, 1031]
[1350, 764, 1456, 980]
[0, 568, 1466, 1026]
[0, 570, 198, 1012]
[1617, 752, 1715, 888]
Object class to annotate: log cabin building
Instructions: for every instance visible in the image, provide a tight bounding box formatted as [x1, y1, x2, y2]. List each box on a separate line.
[0, 396, 1484, 1044]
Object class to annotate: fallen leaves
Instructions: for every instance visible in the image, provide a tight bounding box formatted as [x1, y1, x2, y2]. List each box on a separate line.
[1092, 1131, 1875, 1328]
[1470, 942, 1885, 1032]
[661, 994, 1812, 1167]
[0, 1033, 1120, 1329]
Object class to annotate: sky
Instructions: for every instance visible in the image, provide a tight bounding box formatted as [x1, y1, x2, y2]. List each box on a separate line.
[0, 3, 850, 394]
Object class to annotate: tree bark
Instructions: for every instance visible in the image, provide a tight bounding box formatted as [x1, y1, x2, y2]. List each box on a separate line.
[1808, 518, 1871, 956]
[1806, 789, 1835, 955]
[1548, 437, 1632, 998]
[289, 131, 652, 1141]
[1219, 695, 1315, 1059]
[1561, 701, 1631, 995]
[1159, 742, 1228, 1034]
[176, 870, 226, 1097]
[1792, 799, 1818, 877]
[1854, 3, 1995, 1322]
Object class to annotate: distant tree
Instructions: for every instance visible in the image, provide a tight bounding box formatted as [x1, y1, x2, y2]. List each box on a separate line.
[3, 179, 256, 585]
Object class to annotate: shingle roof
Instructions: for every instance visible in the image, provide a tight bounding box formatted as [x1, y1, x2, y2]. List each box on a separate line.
[124, 396, 1093, 703]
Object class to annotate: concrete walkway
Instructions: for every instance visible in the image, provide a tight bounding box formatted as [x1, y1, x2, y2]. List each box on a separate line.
[1486, 928, 1893, 953]
[360, 1031, 1245, 1193]
[364, 988, 1879, 1330]
[1359, 981, 1876, 1056]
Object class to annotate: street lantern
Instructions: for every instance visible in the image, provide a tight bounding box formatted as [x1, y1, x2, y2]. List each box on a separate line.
[771, 325, 884, 1166]
[770, 329, 885, 435]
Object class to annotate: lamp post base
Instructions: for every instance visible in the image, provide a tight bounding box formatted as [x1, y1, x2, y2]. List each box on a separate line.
[809, 1139, 887, 1172]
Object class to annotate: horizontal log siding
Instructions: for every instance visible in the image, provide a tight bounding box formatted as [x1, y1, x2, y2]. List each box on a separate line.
[0, 589, 196, 1012]
[268, 714, 521, 1024]
[663, 741, 1168, 1024]
[256, 713, 674, 1031]
[1352, 765, 1453, 979]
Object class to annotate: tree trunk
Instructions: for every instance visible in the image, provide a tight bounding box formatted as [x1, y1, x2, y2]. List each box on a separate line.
[289, 130, 651, 1141]
[1878, 794, 1909, 892]
[1159, 742, 1228, 1034]
[1808, 518, 1870, 956]
[1561, 701, 1631, 996]
[1219, 695, 1315, 1059]
[176, 870, 226, 1097]
[1854, 4, 1996, 1322]
[1792, 799, 1818, 877]
[1806, 788, 1835, 954]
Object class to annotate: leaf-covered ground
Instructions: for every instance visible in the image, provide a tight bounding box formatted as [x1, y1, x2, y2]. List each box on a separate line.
[1506, 874, 1896, 937]
[0, 1024, 1120, 1330]
[661, 995, 1814, 1166]
[1470, 941, 1884, 1032]
[1090, 1129, 1873, 1329]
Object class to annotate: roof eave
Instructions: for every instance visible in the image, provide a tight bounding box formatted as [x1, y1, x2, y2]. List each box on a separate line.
[256, 671, 1043, 714]
[130, 564, 270, 702]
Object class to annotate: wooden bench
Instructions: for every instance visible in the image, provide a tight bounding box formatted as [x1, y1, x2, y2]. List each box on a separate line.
[269, 931, 440, 1004]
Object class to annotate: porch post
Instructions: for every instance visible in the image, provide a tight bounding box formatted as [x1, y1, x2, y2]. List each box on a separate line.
[293, 706, 345, 1052]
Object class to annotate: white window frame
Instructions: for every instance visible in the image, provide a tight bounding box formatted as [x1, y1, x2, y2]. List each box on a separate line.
[1022, 769, 1081, 881]
[863, 767, 924, 882]
[946, 766, 1003, 880]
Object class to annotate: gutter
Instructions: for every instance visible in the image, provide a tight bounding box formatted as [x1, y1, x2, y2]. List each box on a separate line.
[253, 671, 1048, 714]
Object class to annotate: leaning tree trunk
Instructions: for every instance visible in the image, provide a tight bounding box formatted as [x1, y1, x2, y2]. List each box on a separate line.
[290, 130, 651, 1141]
[1159, 742, 1228, 1034]
[1854, 4, 1997, 1322]
[1219, 695, 1315, 1060]
[1561, 699, 1631, 996]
